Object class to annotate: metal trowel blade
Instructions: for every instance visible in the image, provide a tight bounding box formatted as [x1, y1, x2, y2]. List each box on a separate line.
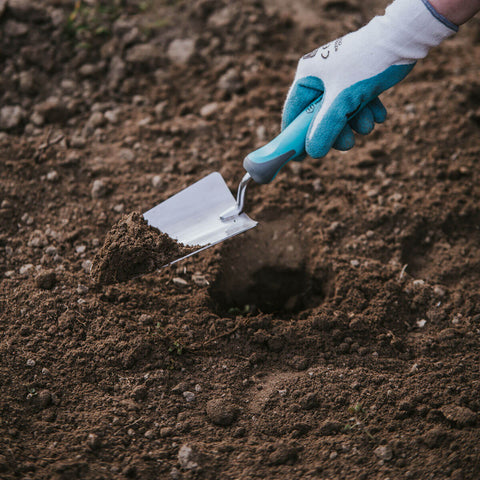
[143, 172, 257, 266]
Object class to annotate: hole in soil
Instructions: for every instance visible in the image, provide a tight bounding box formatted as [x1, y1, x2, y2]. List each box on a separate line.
[210, 215, 332, 315]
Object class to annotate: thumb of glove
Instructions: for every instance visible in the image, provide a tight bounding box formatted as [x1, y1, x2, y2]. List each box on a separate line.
[306, 89, 350, 159]
[282, 76, 324, 131]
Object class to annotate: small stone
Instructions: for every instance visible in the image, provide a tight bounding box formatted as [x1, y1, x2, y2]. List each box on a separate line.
[154, 101, 167, 119]
[409, 363, 419, 374]
[71, 135, 86, 149]
[8, 0, 46, 21]
[87, 433, 101, 450]
[326, 221, 341, 233]
[389, 192, 403, 202]
[0, 105, 25, 130]
[138, 116, 152, 127]
[38, 390, 52, 408]
[60, 79, 76, 92]
[144, 429, 155, 439]
[366, 188, 379, 198]
[192, 274, 209, 286]
[126, 43, 163, 65]
[19, 264, 34, 275]
[178, 444, 201, 470]
[79, 63, 98, 77]
[120, 148, 135, 162]
[91, 179, 110, 199]
[218, 68, 242, 93]
[21, 213, 34, 225]
[82, 259, 93, 273]
[4, 19, 28, 36]
[151, 175, 162, 189]
[200, 102, 218, 118]
[76, 245, 86, 254]
[104, 110, 119, 124]
[183, 391, 195, 402]
[35, 270, 56, 290]
[46, 170, 59, 182]
[19, 70, 35, 93]
[313, 178, 325, 193]
[173, 277, 188, 287]
[28, 230, 48, 248]
[256, 125, 266, 142]
[167, 38, 196, 65]
[26, 358, 36, 367]
[416, 319, 427, 328]
[433, 285, 446, 297]
[208, 6, 236, 28]
[113, 204, 124, 213]
[374, 445, 393, 461]
[440, 405, 477, 428]
[160, 426, 173, 437]
[206, 398, 239, 426]
[107, 56, 126, 89]
[76, 284, 88, 295]
[171, 381, 189, 394]
[88, 111, 105, 129]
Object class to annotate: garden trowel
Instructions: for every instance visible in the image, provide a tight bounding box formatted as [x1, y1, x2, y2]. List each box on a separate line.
[143, 100, 320, 266]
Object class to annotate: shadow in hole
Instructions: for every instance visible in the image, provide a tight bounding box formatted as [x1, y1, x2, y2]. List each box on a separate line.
[209, 215, 332, 315]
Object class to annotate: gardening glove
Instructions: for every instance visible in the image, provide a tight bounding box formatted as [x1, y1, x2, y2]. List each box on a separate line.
[282, 0, 458, 159]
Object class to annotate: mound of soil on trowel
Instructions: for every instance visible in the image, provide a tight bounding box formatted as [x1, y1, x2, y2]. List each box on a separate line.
[91, 212, 196, 285]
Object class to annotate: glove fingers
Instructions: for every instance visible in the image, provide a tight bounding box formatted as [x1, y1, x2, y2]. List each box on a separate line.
[332, 124, 355, 151]
[282, 76, 324, 131]
[349, 107, 374, 135]
[368, 97, 387, 123]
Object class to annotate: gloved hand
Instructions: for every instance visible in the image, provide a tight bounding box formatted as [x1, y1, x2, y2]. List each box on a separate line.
[282, 0, 457, 159]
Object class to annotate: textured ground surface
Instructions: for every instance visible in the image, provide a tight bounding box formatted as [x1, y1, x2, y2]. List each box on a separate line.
[1, 1, 480, 479]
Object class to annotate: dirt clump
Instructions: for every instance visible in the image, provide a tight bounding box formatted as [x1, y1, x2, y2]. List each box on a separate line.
[91, 212, 195, 285]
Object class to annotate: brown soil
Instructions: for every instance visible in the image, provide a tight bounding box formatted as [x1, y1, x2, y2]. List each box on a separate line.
[1, 1, 480, 479]
[91, 212, 196, 285]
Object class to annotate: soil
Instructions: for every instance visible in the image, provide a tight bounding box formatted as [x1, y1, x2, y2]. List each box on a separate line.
[90, 212, 196, 285]
[1, 1, 480, 479]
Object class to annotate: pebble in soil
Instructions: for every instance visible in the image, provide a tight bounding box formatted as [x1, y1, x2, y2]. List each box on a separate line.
[90, 212, 196, 285]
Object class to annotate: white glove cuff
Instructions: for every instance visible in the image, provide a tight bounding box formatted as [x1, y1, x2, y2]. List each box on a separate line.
[371, 0, 458, 64]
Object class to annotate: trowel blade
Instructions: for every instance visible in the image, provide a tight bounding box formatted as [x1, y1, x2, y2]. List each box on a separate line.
[143, 172, 257, 265]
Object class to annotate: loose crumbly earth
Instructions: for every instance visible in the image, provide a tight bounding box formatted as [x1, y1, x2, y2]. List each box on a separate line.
[1, 1, 480, 480]
[91, 212, 196, 285]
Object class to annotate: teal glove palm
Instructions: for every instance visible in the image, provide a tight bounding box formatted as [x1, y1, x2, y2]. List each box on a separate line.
[282, 0, 457, 159]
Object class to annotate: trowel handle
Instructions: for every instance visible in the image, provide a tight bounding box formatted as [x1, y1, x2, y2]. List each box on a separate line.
[243, 99, 321, 184]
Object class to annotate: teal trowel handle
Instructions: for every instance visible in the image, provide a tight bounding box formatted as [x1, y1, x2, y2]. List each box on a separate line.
[243, 99, 321, 184]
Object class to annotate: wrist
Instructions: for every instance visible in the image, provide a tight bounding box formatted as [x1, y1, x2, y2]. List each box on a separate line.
[429, 0, 480, 25]
[367, 0, 457, 63]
